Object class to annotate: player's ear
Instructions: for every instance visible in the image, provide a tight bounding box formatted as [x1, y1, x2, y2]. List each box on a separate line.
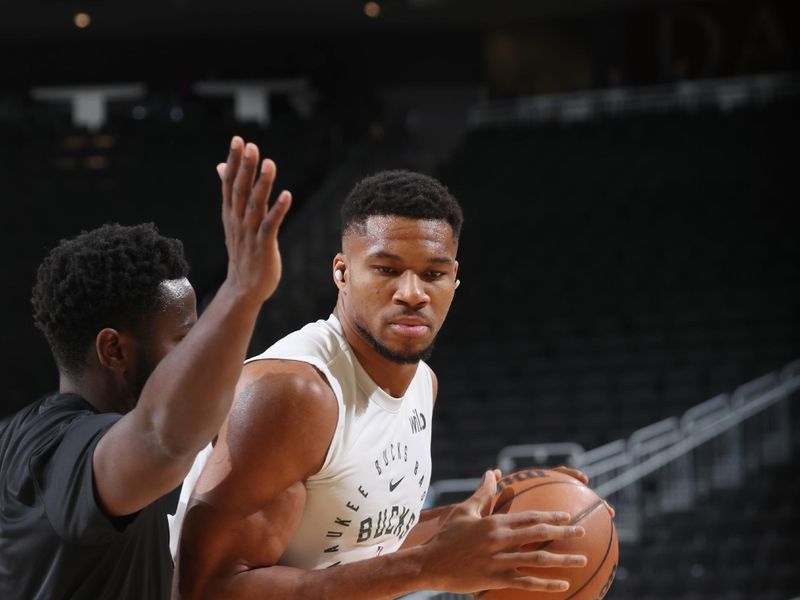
[95, 328, 128, 372]
[333, 253, 347, 289]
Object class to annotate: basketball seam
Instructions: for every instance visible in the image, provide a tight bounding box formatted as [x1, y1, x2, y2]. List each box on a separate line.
[565, 515, 616, 600]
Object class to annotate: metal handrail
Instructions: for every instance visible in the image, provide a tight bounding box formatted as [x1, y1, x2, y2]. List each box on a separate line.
[427, 359, 799, 509]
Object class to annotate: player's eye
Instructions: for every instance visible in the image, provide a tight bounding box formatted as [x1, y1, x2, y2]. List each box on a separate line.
[374, 266, 397, 275]
[425, 271, 446, 280]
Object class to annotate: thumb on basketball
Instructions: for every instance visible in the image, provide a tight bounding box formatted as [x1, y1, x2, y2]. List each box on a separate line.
[465, 470, 498, 518]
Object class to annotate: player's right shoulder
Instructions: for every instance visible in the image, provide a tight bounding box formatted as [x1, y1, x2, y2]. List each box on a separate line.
[237, 358, 335, 409]
[224, 360, 338, 474]
[247, 317, 343, 365]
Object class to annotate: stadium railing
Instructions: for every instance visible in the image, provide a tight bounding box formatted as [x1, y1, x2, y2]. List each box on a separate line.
[426, 357, 800, 544]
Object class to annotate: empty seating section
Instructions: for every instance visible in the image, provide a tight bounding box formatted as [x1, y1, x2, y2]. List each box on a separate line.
[610, 455, 800, 599]
[430, 103, 799, 479]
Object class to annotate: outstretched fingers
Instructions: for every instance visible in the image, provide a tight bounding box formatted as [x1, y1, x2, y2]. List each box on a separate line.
[222, 137, 243, 212]
[213, 135, 293, 303]
[244, 159, 276, 225]
[219, 141, 288, 232]
[260, 190, 292, 239]
[231, 143, 260, 219]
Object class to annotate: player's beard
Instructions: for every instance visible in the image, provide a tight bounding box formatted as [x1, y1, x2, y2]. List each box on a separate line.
[355, 321, 436, 365]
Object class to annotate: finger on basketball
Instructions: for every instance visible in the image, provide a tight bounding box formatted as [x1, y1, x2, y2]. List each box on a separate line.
[551, 466, 589, 485]
[505, 523, 585, 547]
[463, 470, 498, 517]
[496, 510, 571, 527]
[497, 549, 587, 569]
[506, 575, 570, 592]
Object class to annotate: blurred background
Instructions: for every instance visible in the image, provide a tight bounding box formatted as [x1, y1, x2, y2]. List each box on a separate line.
[1, 0, 799, 598]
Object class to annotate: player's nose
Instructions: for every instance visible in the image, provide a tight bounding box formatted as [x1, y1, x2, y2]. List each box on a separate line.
[393, 271, 430, 309]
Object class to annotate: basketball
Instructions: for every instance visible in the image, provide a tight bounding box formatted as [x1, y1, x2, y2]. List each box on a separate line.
[481, 468, 618, 600]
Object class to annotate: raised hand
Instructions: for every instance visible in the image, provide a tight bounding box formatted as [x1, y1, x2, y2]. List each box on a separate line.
[89, 138, 292, 520]
[218, 136, 292, 304]
[420, 470, 587, 594]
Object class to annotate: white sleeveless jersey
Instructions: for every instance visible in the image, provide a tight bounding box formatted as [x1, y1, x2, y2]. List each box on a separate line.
[245, 314, 434, 570]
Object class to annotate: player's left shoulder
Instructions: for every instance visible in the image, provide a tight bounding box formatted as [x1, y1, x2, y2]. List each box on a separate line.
[417, 361, 438, 404]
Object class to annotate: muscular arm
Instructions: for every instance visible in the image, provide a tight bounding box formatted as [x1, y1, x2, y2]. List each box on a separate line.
[95, 284, 263, 515]
[175, 362, 588, 600]
[175, 358, 341, 598]
[93, 138, 291, 516]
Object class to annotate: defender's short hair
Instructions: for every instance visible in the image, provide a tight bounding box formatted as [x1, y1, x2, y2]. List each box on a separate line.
[341, 170, 463, 241]
[31, 223, 190, 374]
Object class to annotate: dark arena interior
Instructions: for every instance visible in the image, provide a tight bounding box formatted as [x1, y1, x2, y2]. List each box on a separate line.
[1, 1, 798, 598]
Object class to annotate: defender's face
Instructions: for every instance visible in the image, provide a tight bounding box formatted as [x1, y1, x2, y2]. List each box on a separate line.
[129, 278, 198, 399]
[339, 216, 458, 363]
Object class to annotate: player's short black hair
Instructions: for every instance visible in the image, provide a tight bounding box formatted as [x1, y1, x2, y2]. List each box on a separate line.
[31, 223, 190, 374]
[341, 170, 463, 241]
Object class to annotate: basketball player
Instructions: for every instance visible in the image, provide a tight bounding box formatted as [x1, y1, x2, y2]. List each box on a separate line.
[0, 137, 290, 599]
[174, 170, 589, 598]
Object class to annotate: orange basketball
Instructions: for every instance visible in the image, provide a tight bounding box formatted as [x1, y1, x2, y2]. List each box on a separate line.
[481, 468, 618, 600]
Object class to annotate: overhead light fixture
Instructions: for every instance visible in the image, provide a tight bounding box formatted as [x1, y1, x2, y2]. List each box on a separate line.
[364, 2, 381, 18]
[73, 13, 91, 29]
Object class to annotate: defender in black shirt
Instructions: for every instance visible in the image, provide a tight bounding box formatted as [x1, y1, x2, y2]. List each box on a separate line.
[0, 137, 292, 599]
[0, 395, 178, 598]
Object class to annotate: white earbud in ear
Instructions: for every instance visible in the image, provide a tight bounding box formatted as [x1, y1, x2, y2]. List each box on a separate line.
[455, 279, 461, 289]
[334, 269, 344, 283]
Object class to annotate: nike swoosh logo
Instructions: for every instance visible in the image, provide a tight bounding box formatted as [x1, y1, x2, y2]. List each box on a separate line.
[389, 477, 405, 492]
